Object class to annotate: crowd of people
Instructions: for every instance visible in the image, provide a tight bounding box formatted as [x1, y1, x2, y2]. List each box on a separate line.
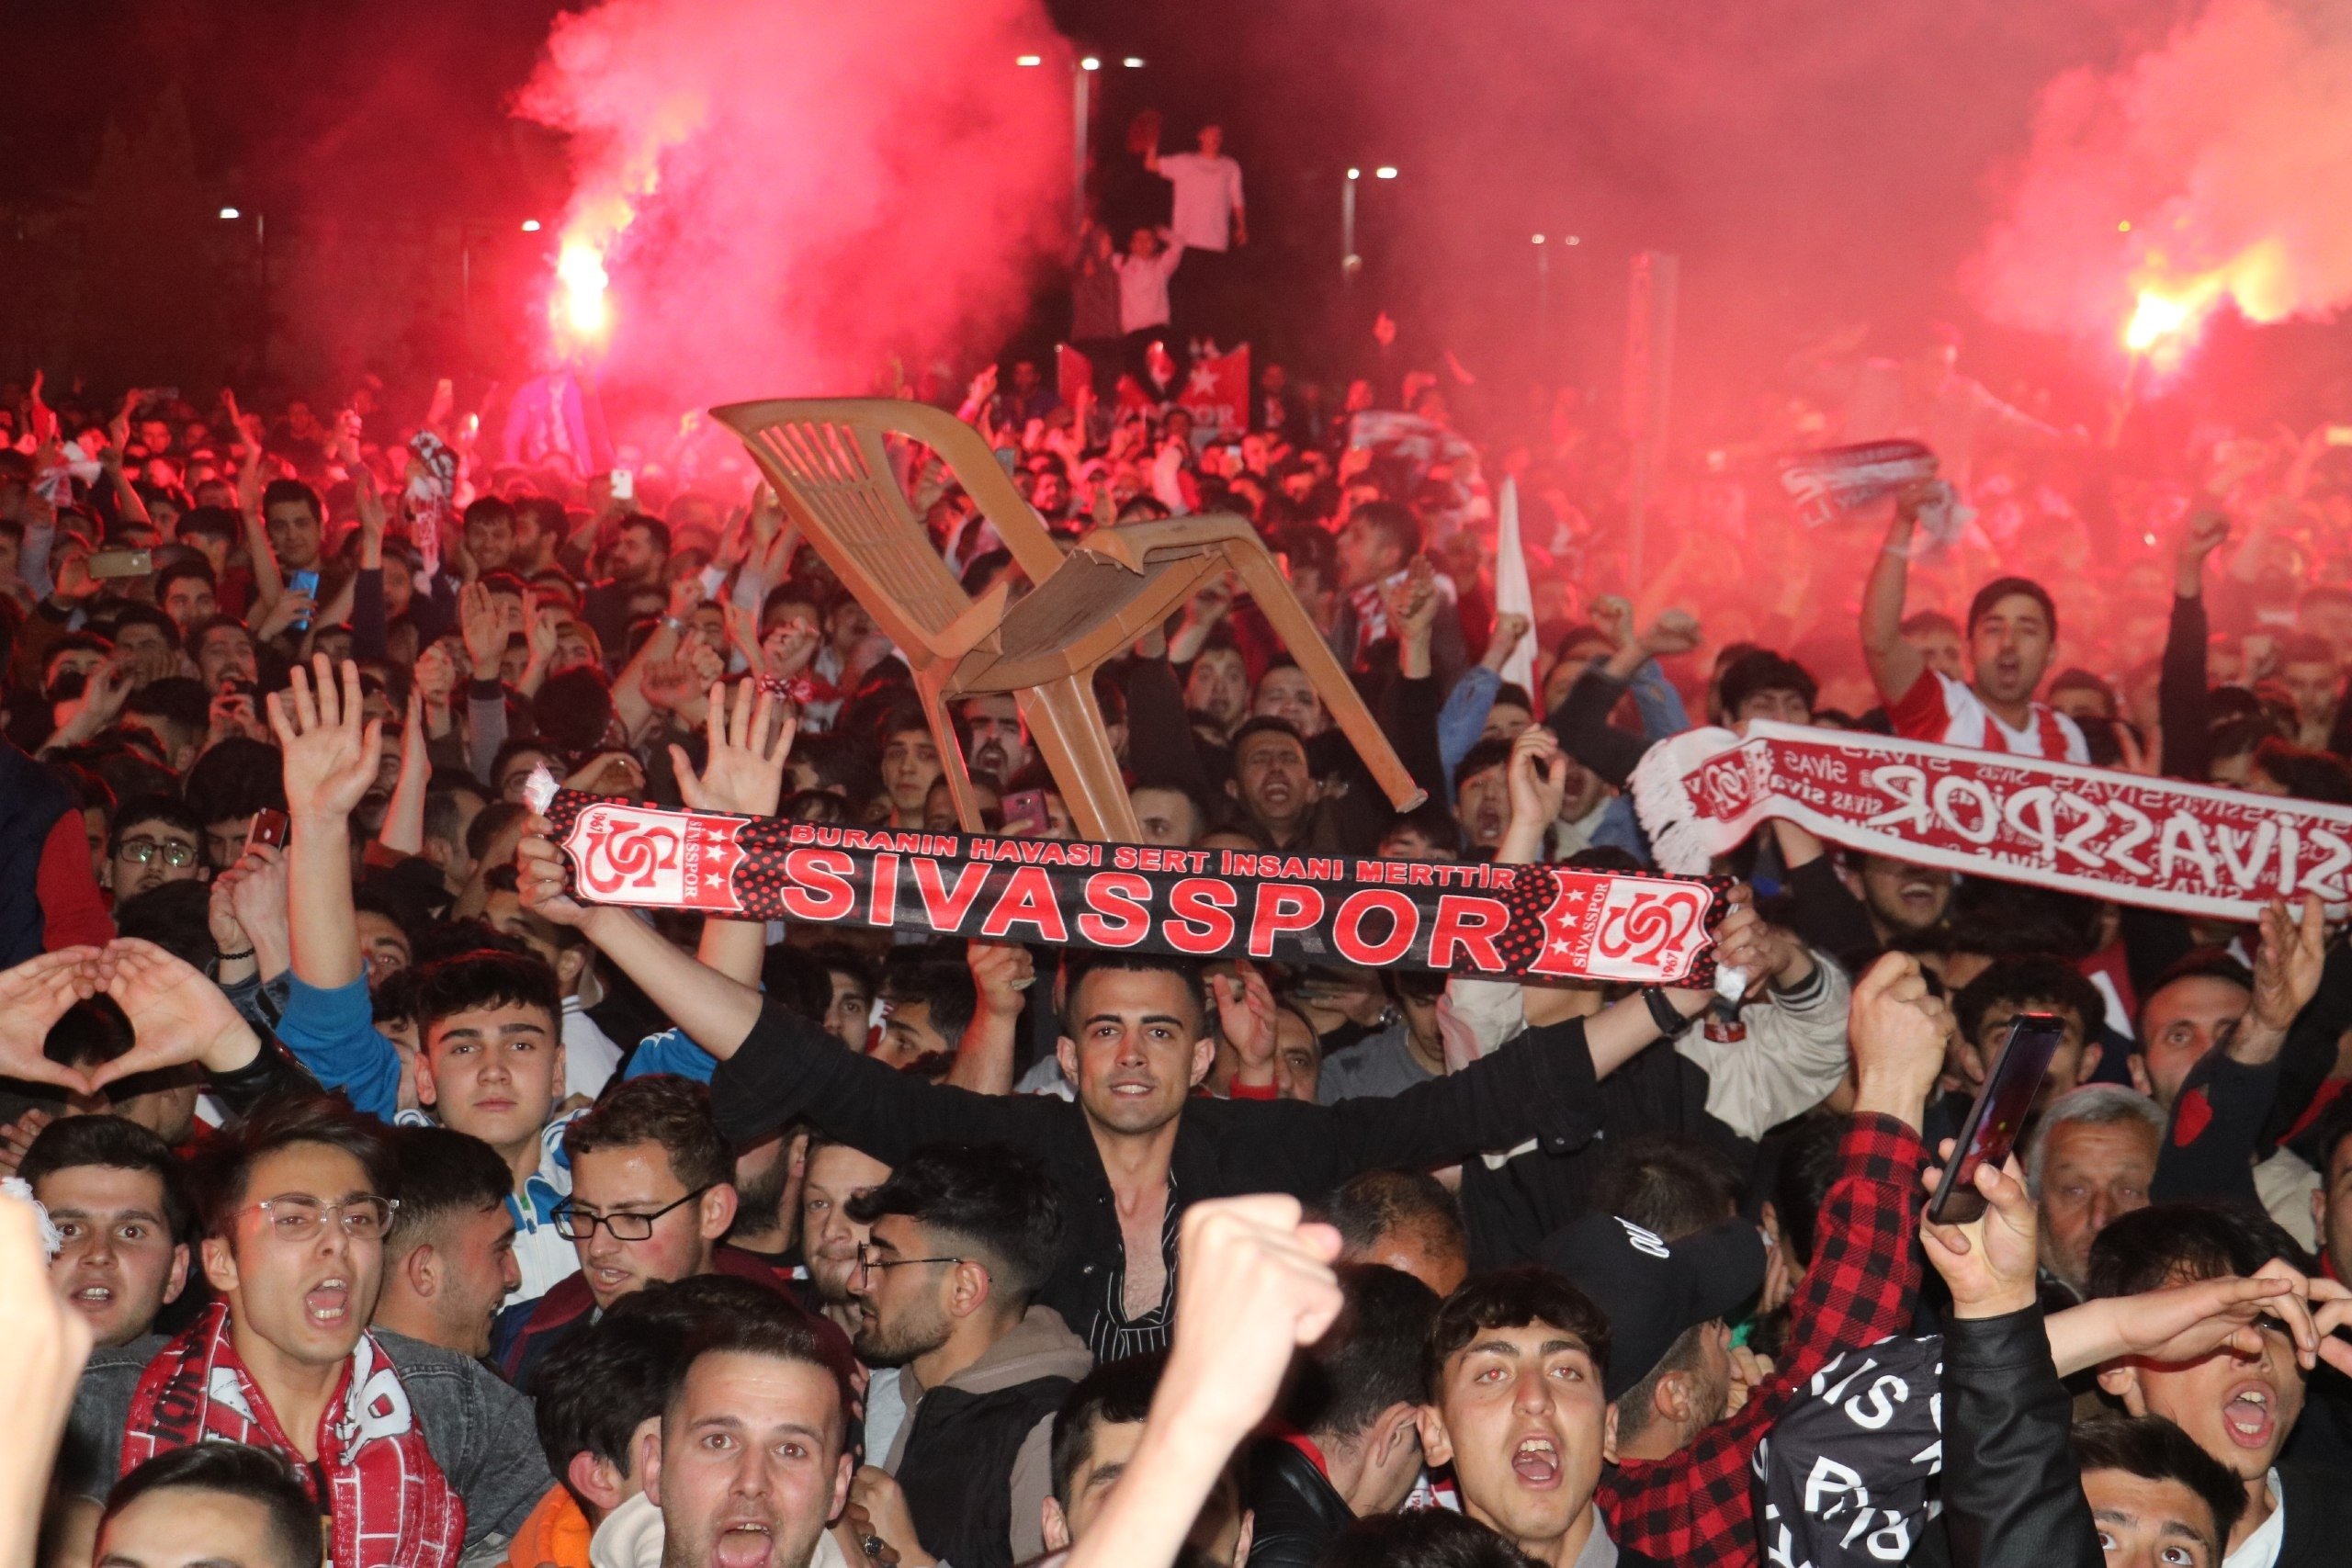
[6, 190, 2352, 1568]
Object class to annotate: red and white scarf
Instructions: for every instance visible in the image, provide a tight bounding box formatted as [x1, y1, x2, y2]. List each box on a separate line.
[123, 1303, 465, 1568]
[1633, 720, 2352, 921]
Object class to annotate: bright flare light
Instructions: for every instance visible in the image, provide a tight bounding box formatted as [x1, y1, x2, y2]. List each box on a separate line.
[556, 239, 612, 344]
[219, 207, 240, 220]
[2119, 240, 2294, 368]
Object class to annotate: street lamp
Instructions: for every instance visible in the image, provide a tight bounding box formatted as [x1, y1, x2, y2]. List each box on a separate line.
[1019, 48, 1143, 229]
[521, 219, 542, 232]
[219, 207, 240, 220]
[1340, 165, 1397, 283]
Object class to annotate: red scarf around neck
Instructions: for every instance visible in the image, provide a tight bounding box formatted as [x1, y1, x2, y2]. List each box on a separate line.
[123, 1302, 465, 1568]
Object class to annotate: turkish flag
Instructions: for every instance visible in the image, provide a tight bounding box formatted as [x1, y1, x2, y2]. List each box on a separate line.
[1178, 342, 1250, 436]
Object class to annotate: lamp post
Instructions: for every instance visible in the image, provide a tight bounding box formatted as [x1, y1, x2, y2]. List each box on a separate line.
[1341, 165, 1397, 285]
[221, 206, 267, 380]
[1020, 51, 1143, 228]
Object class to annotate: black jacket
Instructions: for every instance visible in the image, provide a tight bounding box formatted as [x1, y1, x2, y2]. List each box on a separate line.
[710, 1001, 1604, 1356]
[1243, 1437, 1355, 1568]
[2271, 1464, 2352, 1568]
[1939, 1304, 2098, 1568]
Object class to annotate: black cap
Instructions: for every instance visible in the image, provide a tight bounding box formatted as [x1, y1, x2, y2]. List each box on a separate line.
[1537, 1212, 1765, 1402]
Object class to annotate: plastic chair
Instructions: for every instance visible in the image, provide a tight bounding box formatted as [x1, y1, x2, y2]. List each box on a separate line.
[710, 397, 1427, 840]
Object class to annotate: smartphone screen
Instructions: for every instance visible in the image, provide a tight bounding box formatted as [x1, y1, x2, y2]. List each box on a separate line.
[1927, 1011, 2069, 1224]
[288, 568, 321, 631]
[247, 808, 290, 851]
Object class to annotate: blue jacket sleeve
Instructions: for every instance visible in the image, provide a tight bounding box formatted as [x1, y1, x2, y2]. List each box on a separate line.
[275, 974, 403, 1122]
[1437, 666, 1500, 805]
[1627, 657, 1691, 743]
[623, 1027, 718, 1084]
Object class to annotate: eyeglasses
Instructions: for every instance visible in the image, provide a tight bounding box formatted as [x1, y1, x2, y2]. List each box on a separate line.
[235, 1195, 398, 1241]
[854, 1242, 979, 1287]
[553, 1187, 710, 1242]
[119, 837, 199, 868]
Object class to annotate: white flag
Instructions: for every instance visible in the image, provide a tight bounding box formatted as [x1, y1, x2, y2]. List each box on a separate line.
[1494, 477, 1536, 691]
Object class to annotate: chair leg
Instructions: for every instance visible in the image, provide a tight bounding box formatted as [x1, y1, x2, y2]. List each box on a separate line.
[1017, 674, 1144, 842]
[915, 669, 987, 833]
[1226, 546, 1428, 813]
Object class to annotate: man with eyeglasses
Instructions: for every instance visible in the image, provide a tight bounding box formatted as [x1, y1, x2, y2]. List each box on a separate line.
[101, 796, 209, 905]
[494, 1075, 850, 1393]
[58, 1092, 551, 1568]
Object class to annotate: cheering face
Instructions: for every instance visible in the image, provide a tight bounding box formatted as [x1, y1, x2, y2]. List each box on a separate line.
[434, 1201, 523, 1357]
[961, 694, 1030, 782]
[419, 1002, 563, 1156]
[204, 1142, 389, 1368]
[2080, 1469, 2224, 1568]
[39, 1164, 190, 1348]
[2136, 977, 2248, 1110]
[1057, 967, 1214, 1136]
[1419, 1320, 1608, 1551]
[1454, 764, 1510, 850]
[2103, 1317, 2304, 1483]
[1231, 729, 1317, 831]
[1967, 592, 2055, 707]
[800, 1143, 891, 1308]
[648, 1352, 852, 1568]
[1184, 649, 1250, 730]
[1853, 856, 1951, 936]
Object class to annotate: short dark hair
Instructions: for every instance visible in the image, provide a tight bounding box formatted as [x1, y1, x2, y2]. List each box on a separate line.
[464, 495, 517, 534]
[1585, 1132, 1743, 1240]
[175, 505, 242, 545]
[564, 1075, 735, 1195]
[2135, 949, 2253, 1038]
[193, 1092, 397, 1236]
[2071, 1414, 2245, 1550]
[109, 794, 204, 855]
[386, 1125, 513, 1251]
[1953, 956, 2107, 1048]
[1453, 736, 1514, 795]
[1769, 1115, 1849, 1269]
[2307, 1091, 2352, 1179]
[881, 958, 978, 1051]
[1424, 1266, 1611, 1401]
[1323, 1168, 1465, 1264]
[536, 1276, 774, 1503]
[155, 557, 217, 599]
[102, 1443, 320, 1568]
[260, 479, 322, 523]
[123, 676, 209, 739]
[667, 1300, 857, 1452]
[20, 1114, 196, 1246]
[182, 738, 287, 832]
[1059, 949, 1209, 1038]
[2252, 737, 2352, 806]
[413, 949, 560, 1040]
[1227, 714, 1306, 759]
[1717, 650, 1818, 719]
[1321, 1510, 1541, 1568]
[1281, 1264, 1441, 1441]
[1050, 1351, 1163, 1501]
[2087, 1201, 2306, 1301]
[113, 880, 220, 970]
[619, 513, 673, 556]
[845, 1142, 1065, 1305]
[1349, 500, 1423, 562]
[1965, 575, 2058, 639]
[103, 604, 181, 652]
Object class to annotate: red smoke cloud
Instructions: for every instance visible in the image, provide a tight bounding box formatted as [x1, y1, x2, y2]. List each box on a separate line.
[515, 0, 1068, 406]
[1965, 0, 2352, 367]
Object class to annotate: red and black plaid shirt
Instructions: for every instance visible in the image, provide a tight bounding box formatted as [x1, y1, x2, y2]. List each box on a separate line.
[1595, 1113, 1926, 1568]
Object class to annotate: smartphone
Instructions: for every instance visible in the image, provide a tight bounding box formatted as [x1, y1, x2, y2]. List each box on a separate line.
[248, 808, 289, 850]
[88, 547, 153, 579]
[1001, 789, 1050, 837]
[1926, 1011, 2069, 1224]
[610, 468, 635, 502]
[288, 568, 321, 631]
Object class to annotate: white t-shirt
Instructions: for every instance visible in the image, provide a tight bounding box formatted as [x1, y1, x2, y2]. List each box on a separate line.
[1113, 242, 1184, 333]
[1158, 152, 1244, 252]
[2223, 1471, 2283, 1568]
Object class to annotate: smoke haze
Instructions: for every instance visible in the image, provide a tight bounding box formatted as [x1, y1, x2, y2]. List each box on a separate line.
[1967, 0, 2352, 352]
[515, 0, 1069, 409]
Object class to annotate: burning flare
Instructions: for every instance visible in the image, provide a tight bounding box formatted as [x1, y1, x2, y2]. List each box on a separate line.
[2118, 239, 2294, 367]
[555, 239, 612, 345]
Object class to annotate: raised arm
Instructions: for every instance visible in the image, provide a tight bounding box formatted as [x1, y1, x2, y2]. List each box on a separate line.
[2161, 510, 2226, 780]
[1860, 491, 1927, 704]
[275, 656, 382, 993]
[671, 679, 797, 988]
